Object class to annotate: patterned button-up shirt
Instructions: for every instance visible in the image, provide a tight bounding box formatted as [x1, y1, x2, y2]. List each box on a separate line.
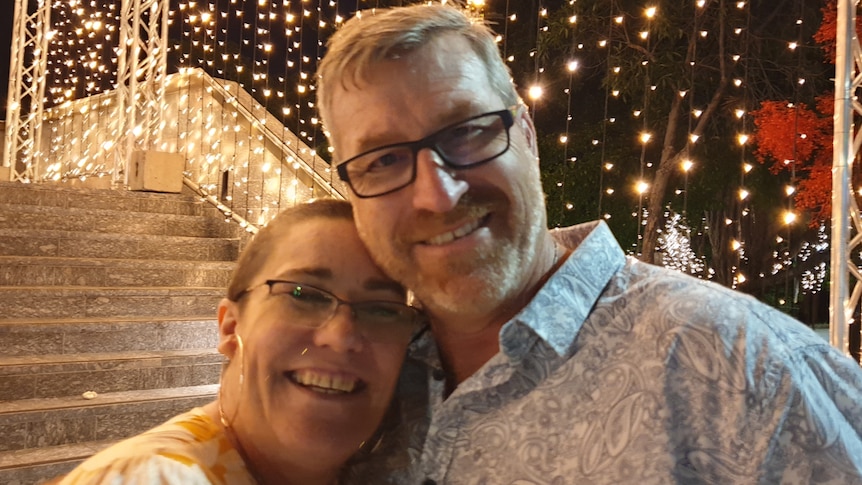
[347, 221, 862, 485]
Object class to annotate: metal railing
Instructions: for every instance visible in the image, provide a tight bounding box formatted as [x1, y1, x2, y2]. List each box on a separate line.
[6, 67, 345, 233]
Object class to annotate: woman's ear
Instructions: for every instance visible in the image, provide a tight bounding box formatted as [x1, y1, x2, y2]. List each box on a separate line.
[217, 298, 240, 359]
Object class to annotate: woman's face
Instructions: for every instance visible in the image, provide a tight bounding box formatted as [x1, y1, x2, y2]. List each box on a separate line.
[218, 217, 414, 468]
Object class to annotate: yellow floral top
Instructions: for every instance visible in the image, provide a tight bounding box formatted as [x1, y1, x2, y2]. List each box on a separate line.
[58, 407, 255, 485]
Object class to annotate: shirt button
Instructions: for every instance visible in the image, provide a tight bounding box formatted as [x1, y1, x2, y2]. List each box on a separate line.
[422, 480, 437, 485]
[432, 369, 445, 381]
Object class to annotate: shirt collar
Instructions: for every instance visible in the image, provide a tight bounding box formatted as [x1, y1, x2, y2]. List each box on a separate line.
[501, 221, 626, 360]
[408, 220, 626, 368]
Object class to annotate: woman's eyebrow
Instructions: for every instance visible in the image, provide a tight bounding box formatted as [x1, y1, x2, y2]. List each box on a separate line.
[364, 277, 407, 298]
[277, 267, 332, 280]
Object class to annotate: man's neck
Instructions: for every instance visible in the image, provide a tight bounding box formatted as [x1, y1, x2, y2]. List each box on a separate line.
[431, 318, 503, 391]
[429, 235, 566, 391]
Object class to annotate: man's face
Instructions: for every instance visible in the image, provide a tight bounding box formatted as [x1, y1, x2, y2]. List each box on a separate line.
[327, 34, 547, 323]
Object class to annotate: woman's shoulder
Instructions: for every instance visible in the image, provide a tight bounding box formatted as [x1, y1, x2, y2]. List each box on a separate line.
[57, 407, 254, 485]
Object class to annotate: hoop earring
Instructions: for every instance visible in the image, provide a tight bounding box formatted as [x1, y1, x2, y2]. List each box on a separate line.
[218, 334, 245, 428]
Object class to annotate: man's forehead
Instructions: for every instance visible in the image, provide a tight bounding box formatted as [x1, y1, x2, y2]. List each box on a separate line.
[345, 97, 487, 153]
[329, 36, 501, 156]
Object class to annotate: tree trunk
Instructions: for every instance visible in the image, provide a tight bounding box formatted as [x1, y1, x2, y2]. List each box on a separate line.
[640, 0, 730, 262]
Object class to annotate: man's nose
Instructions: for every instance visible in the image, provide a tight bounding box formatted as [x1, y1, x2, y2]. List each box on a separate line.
[411, 148, 469, 213]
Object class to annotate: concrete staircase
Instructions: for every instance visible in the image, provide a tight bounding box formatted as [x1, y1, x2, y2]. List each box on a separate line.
[0, 181, 242, 484]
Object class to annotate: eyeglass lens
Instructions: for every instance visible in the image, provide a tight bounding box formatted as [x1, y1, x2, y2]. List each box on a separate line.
[268, 281, 419, 341]
[340, 110, 512, 197]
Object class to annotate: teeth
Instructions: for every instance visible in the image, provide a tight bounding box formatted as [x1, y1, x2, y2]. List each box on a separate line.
[291, 370, 358, 394]
[426, 218, 483, 246]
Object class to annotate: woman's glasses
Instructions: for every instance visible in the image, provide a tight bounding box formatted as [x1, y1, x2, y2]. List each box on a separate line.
[237, 280, 422, 342]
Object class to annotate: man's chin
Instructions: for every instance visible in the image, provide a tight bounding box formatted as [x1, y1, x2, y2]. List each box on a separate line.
[413, 270, 509, 317]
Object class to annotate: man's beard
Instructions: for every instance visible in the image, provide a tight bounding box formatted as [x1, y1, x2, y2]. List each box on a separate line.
[377, 191, 545, 320]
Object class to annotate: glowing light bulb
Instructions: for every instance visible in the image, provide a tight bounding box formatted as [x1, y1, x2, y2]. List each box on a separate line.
[528, 85, 543, 100]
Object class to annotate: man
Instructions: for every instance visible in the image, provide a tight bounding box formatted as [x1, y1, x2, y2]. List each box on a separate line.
[317, 4, 862, 484]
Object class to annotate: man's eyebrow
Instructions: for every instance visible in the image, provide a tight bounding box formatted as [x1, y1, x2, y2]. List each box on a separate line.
[350, 102, 482, 155]
[353, 132, 402, 155]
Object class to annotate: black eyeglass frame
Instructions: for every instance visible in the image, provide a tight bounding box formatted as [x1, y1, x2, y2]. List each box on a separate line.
[235, 279, 422, 329]
[335, 107, 520, 199]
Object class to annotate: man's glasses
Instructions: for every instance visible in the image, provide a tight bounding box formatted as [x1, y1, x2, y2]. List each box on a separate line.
[237, 280, 422, 342]
[336, 107, 519, 198]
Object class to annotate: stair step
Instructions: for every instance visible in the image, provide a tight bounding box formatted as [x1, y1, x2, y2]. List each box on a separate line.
[0, 317, 219, 357]
[0, 440, 117, 485]
[0, 229, 239, 261]
[0, 256, 234, 288]
[0, 349, 223, 401]
[0, 183, 235, 485]
[0, 287, 223, 319]
[0, 203, 240, 239]
[0, 181, 203, 217]
[0, 385, 218, 453]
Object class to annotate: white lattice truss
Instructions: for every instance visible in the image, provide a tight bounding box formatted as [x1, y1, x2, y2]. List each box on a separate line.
[832, 0, 862, 361]
[114, 0, 170, 185]
[3, 0, 51, 182]
[3, 0, 169, 185]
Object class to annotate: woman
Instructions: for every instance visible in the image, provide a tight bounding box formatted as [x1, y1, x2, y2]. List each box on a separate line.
[57, 199, 422, 484]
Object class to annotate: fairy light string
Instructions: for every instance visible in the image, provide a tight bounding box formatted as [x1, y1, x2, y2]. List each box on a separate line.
[15, 0, 832, 293]
[597, 3, 614, 220]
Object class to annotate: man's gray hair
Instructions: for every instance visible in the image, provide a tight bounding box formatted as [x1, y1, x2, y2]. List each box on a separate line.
[316, 3, 520, 159]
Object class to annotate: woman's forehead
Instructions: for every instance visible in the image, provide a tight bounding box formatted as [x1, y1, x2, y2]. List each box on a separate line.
[258, 217, 388, 282]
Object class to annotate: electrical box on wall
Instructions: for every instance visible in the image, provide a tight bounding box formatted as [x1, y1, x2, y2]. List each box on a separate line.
[128, 151, 184, 193]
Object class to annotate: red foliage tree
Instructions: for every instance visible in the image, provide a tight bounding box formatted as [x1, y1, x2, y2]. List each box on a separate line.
[752, 0, 862, 226]
[813, 0, 862, 61]
[751, 96, 833, 225]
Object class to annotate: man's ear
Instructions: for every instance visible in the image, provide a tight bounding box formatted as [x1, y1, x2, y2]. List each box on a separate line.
[518, 108, 539, 159]
[217, 298, 240, 359]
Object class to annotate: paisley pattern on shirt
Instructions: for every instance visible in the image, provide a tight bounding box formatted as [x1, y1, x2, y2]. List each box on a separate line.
[59, 407, 255, 485]
[348, 221, 862, 485]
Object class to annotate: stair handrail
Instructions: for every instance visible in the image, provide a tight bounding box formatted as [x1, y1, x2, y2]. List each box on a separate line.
[183, 177, 259, 235]
[191, 69, 346, 201]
